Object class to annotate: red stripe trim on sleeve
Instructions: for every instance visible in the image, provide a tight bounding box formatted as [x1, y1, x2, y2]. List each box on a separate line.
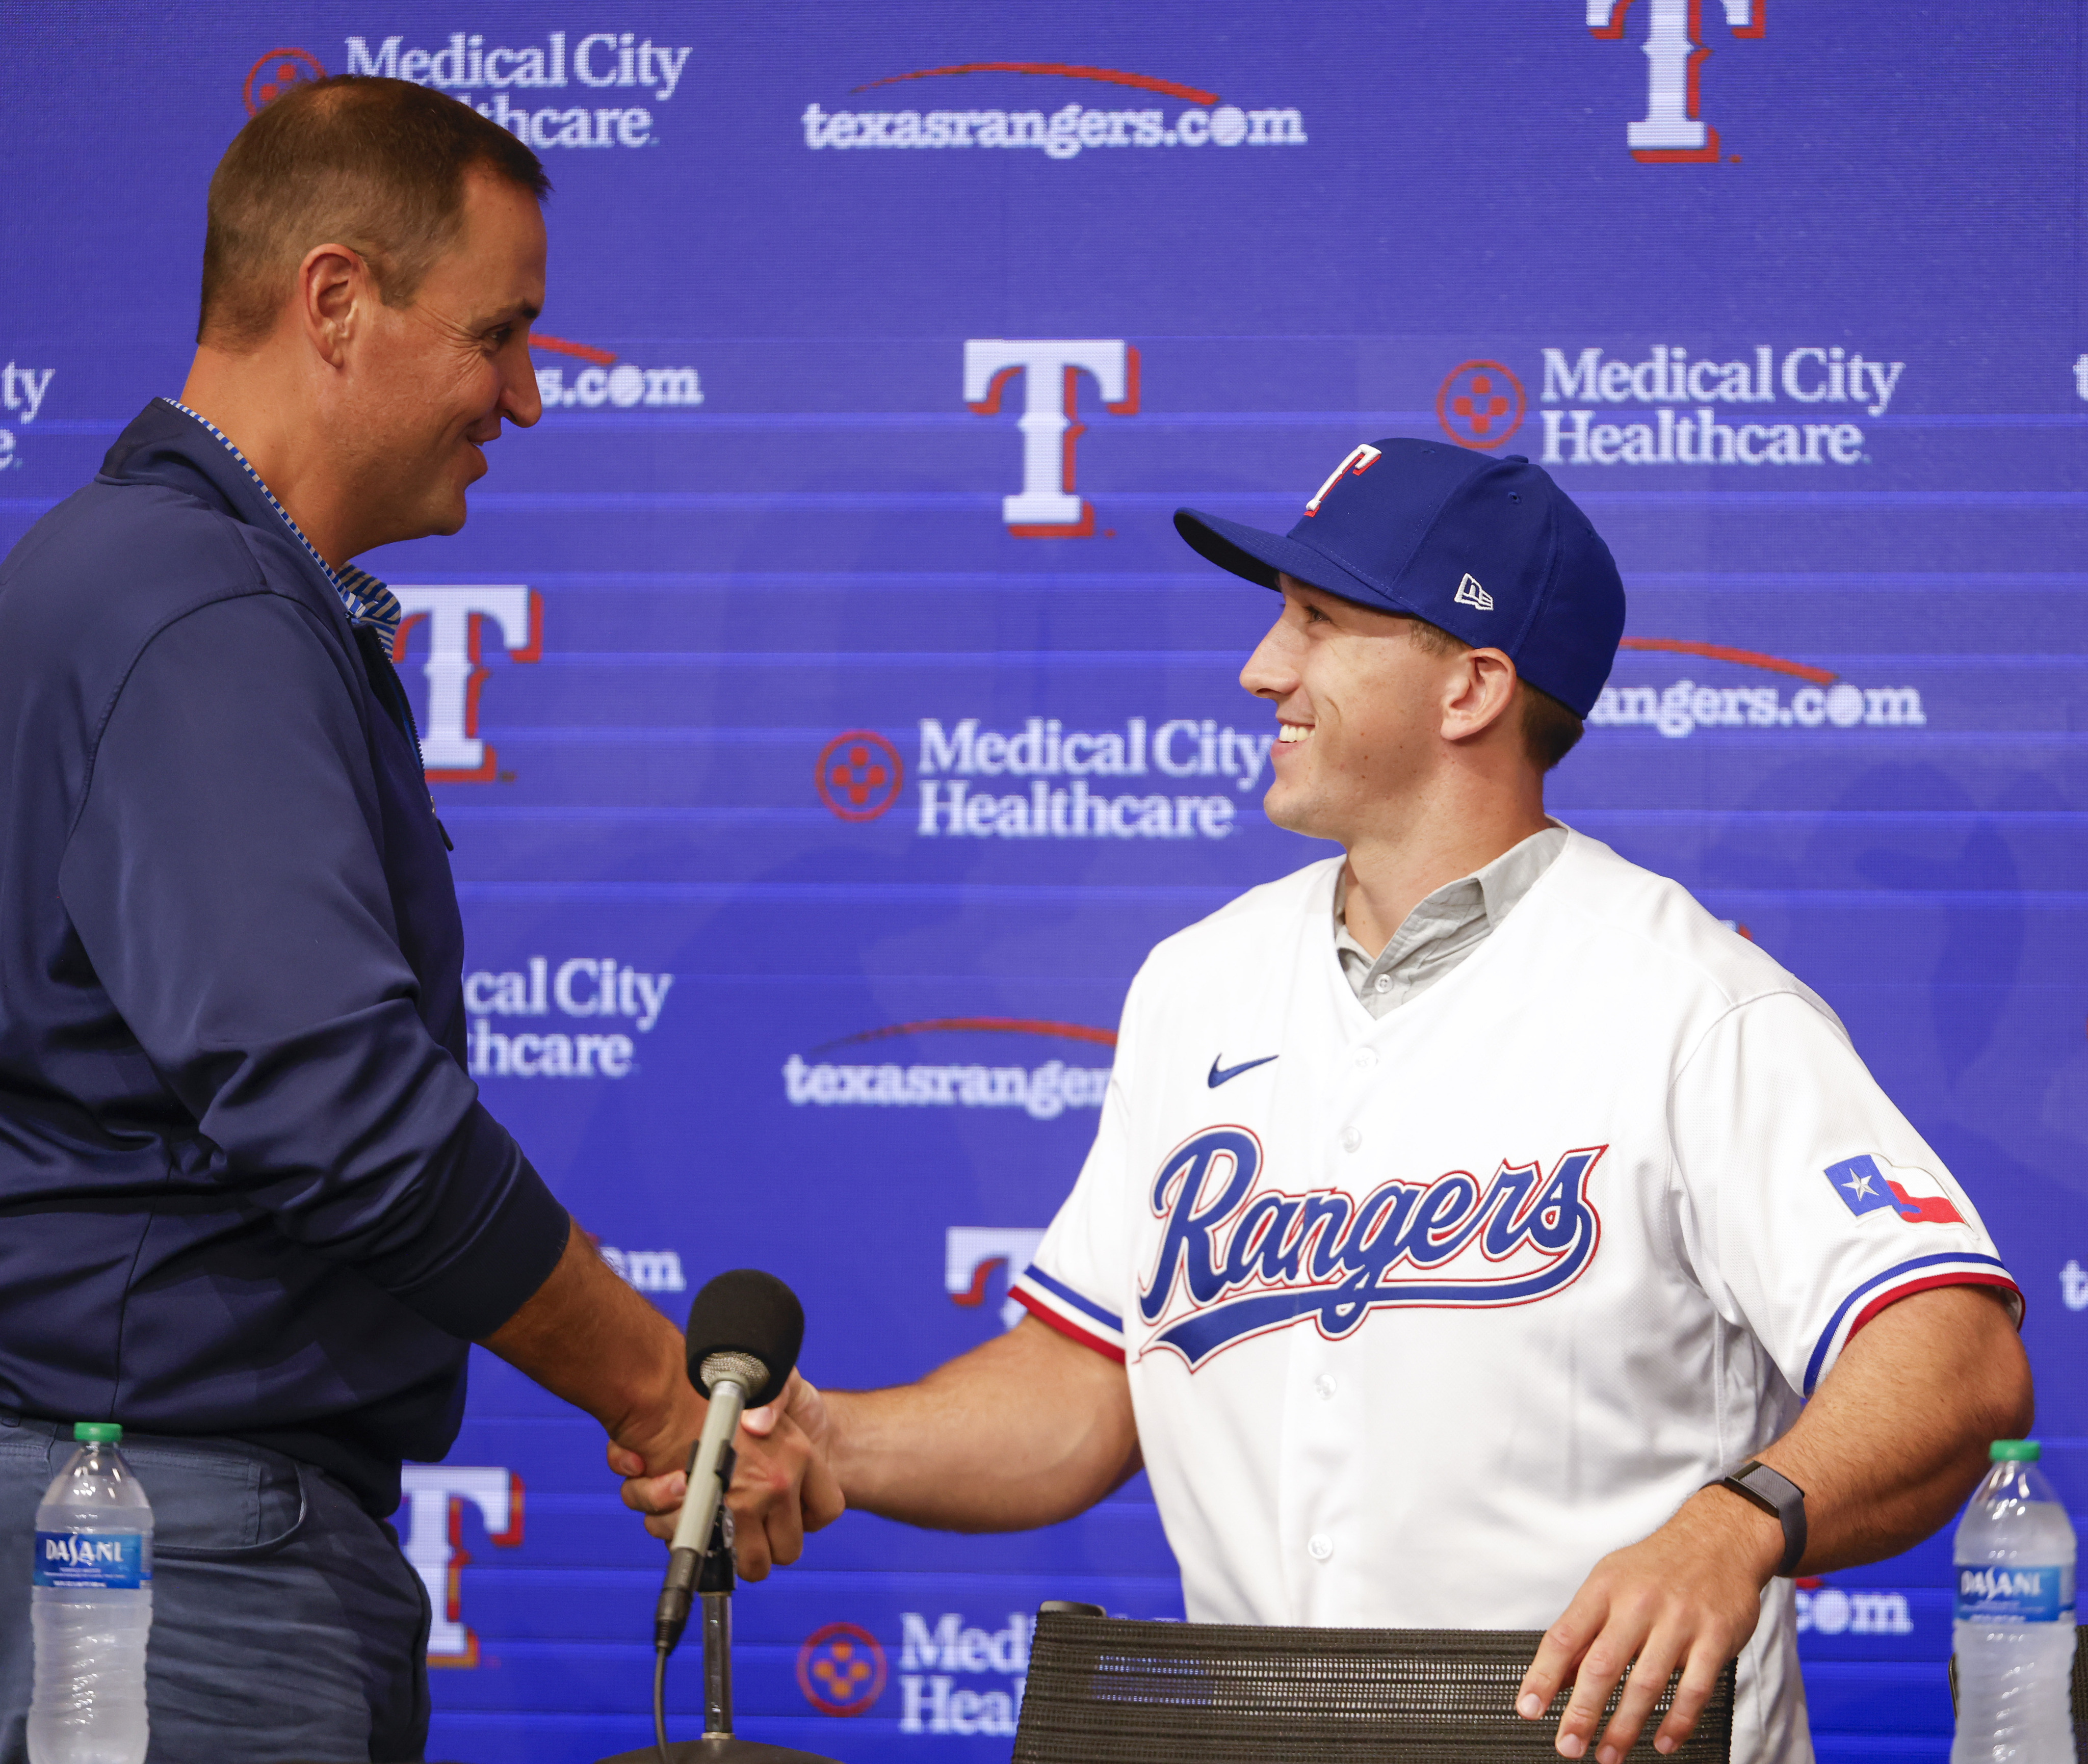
[1847, 1272, 2023, 1345]
[1015, 1287, 1127, 1363]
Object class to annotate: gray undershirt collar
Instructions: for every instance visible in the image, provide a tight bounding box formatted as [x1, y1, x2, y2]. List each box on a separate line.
[1334, 824, 1568, 1018]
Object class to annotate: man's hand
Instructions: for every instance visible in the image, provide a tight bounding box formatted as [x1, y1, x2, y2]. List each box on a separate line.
[631, 1316, 1136, 1539]
[1518, 1284, 2032, 1759]
[1516, 1486, 1782, 1760]
[610, 1370, 844, 1578]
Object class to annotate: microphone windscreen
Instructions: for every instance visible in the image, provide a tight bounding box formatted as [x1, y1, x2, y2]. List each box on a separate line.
[683, 1269, 804, 1408]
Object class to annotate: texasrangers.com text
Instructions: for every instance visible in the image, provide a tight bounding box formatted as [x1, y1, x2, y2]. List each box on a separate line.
[783, 1056, 1108, 1121]
[802, 102, 1304, 158]
[1591, 679, 1927, 738]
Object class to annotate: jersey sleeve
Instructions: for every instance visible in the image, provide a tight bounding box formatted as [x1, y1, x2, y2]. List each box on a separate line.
[1009, 971, 1151, 1362]
[1669, 988, 2020, 1398]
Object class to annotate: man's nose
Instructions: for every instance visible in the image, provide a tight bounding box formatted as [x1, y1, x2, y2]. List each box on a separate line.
[504, 351, 544, 429]
[1240, 618, 1297, 699]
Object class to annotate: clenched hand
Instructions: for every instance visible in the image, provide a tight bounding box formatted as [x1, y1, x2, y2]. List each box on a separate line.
[610, 1369, 845, 1578]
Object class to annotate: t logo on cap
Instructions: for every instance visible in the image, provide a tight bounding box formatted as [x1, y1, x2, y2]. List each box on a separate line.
[1303, 442, 1382, 516]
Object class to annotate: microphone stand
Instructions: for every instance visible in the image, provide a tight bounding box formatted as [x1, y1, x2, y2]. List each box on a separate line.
[698, 1507, 735, 1745]
[602, 1269, 839, 1764]
[604, 1507, 845, 1764]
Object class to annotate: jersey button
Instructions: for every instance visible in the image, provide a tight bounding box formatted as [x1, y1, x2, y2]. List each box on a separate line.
[1308, 1534, 1334, 1562]
[1313, 1373, 1338, 1401]
[1373, 974, 1393, 994]
[1351, 1047, 1377, 1071]
[1340, 1127, 1362, 1153]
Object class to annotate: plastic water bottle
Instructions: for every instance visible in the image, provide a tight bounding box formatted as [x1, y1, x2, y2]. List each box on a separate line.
[1953, 1439, 2075, 1763]
[28, 1423, 151, 1764]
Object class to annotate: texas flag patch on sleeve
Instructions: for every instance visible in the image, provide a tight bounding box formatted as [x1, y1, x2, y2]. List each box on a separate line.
[1824, 1153, 1964, 1225]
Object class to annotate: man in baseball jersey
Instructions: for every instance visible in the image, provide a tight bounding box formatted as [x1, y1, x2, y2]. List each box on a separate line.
[624, 440, 2032, 1761]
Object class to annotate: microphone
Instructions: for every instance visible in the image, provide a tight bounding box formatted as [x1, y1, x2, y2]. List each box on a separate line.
[652, 1270, 804, 1653]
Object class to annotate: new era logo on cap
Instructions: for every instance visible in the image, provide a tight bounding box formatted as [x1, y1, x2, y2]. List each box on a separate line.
[1171, 438, 1627, 719]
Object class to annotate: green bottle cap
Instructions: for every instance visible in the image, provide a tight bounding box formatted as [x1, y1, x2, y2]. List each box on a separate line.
[73, 1423, 121, 1444]
[1991, 1439, 2040, 1462]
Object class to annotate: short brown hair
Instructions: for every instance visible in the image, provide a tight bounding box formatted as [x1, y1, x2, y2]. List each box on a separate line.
[199, 76, 550, 349]
[1398, 615, 1586, 774]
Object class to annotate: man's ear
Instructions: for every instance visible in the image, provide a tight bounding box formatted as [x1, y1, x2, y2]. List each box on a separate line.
[1441, 647, 1521, 744]
[297, 243, 371, 369]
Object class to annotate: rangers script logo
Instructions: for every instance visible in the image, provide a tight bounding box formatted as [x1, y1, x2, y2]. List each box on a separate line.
[1138, 1128, 1604, 1365]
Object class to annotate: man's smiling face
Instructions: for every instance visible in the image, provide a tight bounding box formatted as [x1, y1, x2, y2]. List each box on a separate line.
[1238, 574, 1472, 846]
[344, 166, 545, 547]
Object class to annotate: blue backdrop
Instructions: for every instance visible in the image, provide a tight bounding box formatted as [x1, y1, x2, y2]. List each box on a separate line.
[5, 4, 2085, 1758]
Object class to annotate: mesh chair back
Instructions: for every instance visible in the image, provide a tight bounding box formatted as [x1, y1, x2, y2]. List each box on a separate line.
[1013, 1608, 1734, 1763]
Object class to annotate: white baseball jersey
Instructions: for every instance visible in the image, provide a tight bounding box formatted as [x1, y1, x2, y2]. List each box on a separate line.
[1012, 828, 2019, 1764]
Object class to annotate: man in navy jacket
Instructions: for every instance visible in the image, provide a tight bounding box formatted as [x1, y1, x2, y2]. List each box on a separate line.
[0, 76, 838, 1763]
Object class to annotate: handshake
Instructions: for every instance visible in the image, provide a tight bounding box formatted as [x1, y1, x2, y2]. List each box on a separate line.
[493, 1220, 1144, 1580]
[606, 1269, 845, 1581]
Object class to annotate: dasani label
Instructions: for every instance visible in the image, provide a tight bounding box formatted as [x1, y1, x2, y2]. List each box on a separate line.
[1955, 1564, 2074, 1623]
[33, 1531, 148, 1591]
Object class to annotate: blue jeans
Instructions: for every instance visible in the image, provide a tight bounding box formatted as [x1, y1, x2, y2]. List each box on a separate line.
[0, 1412, 431, 1763]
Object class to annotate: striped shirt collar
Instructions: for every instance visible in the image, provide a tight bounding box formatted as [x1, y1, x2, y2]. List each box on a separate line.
[160, 397, 403, 643]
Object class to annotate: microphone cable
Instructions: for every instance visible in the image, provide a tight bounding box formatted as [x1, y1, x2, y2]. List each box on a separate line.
[654, 1639, 671, 1764]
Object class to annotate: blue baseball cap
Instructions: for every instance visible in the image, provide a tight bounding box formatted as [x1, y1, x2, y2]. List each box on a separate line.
[1173, 438, 1625, 718]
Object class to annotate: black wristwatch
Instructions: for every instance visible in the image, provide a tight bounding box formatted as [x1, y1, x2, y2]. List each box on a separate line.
[1712, 1460, 1807, 1578]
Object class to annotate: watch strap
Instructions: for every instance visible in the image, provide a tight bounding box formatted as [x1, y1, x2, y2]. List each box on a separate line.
[1714, 1460, 1807, 1577]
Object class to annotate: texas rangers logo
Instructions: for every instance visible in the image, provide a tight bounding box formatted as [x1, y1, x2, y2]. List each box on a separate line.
[1137, 1127, 1604, 1366]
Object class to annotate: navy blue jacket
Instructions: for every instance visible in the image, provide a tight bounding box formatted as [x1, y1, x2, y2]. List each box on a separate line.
[0, 401, 570, 1515]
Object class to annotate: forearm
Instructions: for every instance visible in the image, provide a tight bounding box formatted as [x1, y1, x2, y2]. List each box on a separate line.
[1735, 1284, 2032, 1574]
[1520, 1286, 2032, 1758]
[479, 1217, 696, 1464]
[825, 1317, 1139, 1532]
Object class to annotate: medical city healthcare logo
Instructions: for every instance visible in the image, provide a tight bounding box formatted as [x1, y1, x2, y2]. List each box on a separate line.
[1436, 344, 1908, 467]
[798, 1612, 1035, 1733]
[802, 62, 1306, 159]
[812, 713, 1276, 836]
[1437, 361, 1525, 451]
[464, 953, 674, 1080]
[0, 359, 56, 471]
[245, 33, 694, 147]
[244, 48, 325, 114]
[1587, 0, 1762, 162]
[799, 1623, 887, 1716]
[816, 730, 904, 821]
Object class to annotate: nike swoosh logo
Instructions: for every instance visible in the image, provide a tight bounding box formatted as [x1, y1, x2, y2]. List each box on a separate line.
[1208, 1054, 1278, 1089]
